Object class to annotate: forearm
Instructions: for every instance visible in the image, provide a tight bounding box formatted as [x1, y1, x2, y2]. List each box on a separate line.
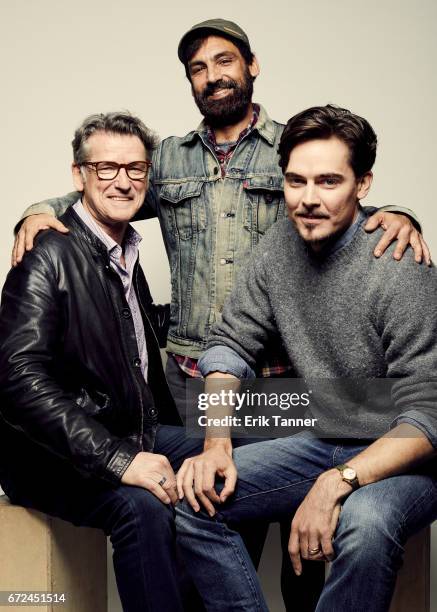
[313, 424, 436, 509]
[202, 372, 240, 452]
[346, 424, 435, 486]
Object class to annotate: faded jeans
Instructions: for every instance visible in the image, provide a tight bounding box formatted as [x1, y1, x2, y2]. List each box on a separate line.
[176, 434, 437, 612]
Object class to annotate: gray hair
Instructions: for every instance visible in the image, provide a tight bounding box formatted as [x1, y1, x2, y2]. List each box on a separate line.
[72, 111, 159, 164]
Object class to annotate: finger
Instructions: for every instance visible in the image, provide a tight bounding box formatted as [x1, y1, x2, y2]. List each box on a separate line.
[373, 226, 398, 257]
[420, 235, 432, 266]
[299, 530, 310, 563]
[288, 525, 302, 576]
[202, 463, 221, 505]
[176, 460, 190, 500]
[363, 212, 383, 232]
[24, 223, 53, 252]
[51, 219, 69, 233]
[182, 462, 200, 512]
[162, 479, 179, 505]
[322, 506, 341, 561]
[408, 231, 423, 263]
[11, 236, 19, 267]
[13, 230, 27, 265]
[194, 461, 216, 516]
[143, 478, 171, 504]
[219, 465, 237, 502]
[307, 535, 324, 561]
[391, 227, 411, 260]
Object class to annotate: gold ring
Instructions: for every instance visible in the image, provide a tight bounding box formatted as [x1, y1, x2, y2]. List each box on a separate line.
[308, 547, 321, 555]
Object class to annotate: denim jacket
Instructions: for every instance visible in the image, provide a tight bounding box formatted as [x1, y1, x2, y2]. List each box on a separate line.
[21, 105, 419, 359]
[150, 105, 286, 357]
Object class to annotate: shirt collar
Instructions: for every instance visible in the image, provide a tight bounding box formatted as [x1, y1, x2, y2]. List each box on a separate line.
[72, 199, 142, 255]
[317, 207, 367, 258]
[181, 104, 277, 147]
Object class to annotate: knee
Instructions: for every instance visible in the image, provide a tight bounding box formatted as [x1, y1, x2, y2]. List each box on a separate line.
[109, 486, 175, 539]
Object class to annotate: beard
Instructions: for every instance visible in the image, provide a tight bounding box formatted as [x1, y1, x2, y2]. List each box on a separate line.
[193, 69, 254, 129]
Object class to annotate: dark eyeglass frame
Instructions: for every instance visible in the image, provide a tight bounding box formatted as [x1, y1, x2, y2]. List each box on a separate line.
[80, 160, 152, 181]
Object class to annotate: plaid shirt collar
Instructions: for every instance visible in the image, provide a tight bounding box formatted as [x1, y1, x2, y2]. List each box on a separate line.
[204, 103, 260, 174]
[206, 103, 260, 148]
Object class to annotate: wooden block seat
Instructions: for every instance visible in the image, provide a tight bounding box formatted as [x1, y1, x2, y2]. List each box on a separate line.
[0, 495, 107, 612]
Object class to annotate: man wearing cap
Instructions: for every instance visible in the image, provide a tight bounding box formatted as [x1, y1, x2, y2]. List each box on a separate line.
[10, 18, 429, 611]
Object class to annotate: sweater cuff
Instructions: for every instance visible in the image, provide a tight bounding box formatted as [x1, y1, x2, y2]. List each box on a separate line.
[198, 346, 256, 379]
[391, 411, 437, 449]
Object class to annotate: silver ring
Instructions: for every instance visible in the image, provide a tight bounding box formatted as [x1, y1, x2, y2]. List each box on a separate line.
[158, 476, 167, 487]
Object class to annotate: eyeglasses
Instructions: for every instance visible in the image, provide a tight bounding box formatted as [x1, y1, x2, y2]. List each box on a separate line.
[80, 160, 152, 181]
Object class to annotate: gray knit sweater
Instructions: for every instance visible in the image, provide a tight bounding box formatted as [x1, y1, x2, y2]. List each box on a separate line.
[201, 218, 437, 445]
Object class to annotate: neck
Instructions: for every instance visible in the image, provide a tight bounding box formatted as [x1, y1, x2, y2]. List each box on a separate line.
[213, 102, 254, 144]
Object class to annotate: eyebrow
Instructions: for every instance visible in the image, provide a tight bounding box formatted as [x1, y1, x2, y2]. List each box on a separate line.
[189, 51, 237, 69]
[285, 172, 344, 180]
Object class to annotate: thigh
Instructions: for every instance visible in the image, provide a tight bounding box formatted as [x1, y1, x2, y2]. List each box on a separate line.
[7, 462, 175, 537]
[154, 424, 203, 472]
[219, 435, 343, 524]
[339, 471, 437, 540]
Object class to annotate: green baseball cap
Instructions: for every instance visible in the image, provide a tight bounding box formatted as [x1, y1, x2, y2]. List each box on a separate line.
[178, 18, 251, 63]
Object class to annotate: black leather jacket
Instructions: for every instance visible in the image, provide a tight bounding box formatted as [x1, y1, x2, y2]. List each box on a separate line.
[0, 208, 181, 488]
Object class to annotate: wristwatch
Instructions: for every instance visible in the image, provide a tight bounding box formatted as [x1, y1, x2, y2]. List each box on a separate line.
[335, 464, 360, 491]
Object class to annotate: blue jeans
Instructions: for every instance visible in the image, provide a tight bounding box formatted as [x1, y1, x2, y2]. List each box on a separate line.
[175, 435, 437, 612]
[3, 425, 203, 612]
[166, 354, 326, 611]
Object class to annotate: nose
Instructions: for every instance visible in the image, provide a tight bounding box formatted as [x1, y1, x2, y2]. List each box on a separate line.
[302, 182, 320, 208]
[206, 63, 221, 84]
[114, 167, 131, 190]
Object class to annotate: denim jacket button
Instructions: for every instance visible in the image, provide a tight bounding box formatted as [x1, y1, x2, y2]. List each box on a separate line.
[122, 308, 131, 318]
[132, 358, 141, 367]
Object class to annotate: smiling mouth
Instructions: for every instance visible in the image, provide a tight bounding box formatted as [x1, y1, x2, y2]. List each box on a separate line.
[208, 88, 233, 99]
[108, 196, 133, 201]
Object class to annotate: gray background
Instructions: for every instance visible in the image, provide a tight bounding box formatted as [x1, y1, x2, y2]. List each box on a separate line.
[0, 0, 435, 609]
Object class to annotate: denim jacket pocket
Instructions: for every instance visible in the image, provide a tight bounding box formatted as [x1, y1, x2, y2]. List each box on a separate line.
[243, 175, 285, 238]
[159, 180, 207, 240]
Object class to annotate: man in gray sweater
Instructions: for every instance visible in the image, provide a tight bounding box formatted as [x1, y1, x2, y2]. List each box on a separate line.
[175, 105, 437, 611]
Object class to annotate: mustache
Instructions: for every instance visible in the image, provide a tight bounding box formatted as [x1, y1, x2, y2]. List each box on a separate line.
[202, 79, 237, 98]
[295, 211, 330, 219]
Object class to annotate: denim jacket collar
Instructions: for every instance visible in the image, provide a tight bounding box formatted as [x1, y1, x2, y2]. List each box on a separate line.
[180, 104, 276, 147]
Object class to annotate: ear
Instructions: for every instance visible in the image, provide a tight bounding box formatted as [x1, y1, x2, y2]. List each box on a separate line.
[357, 171, 373, 200]
[249, 55, 260, 79]
[72, 163, 85, 192]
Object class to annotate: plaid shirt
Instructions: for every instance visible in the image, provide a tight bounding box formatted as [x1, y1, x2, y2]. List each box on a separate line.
[206, 104, 260, 177]
[172, 353, 291, 379]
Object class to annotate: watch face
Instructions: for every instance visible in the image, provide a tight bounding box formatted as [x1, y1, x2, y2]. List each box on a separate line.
[343, 468, 356, 480]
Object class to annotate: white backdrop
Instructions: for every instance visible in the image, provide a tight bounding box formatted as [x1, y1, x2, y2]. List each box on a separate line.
[0, 1, 435, 610]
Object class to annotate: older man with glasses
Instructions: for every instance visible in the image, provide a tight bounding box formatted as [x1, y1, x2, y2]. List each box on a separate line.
[0, 111, 205, 612]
